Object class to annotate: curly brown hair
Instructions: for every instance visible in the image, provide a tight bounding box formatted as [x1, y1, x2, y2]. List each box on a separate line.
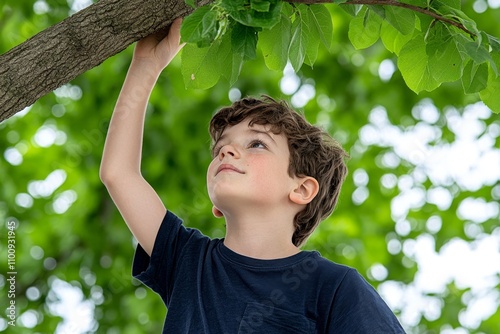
[209, 96, 349, 247]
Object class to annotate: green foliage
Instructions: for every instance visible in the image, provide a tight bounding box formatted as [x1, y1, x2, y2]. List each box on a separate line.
[181, 0, 333, 85]
[379, 20, 414, 55]
[258, 4, 292, 71]
[479, 52, 500, 112]
[301, 4, 333, 64]
[398, 35, 440, 92]
[181, 31, 243, 88]
[1, 1, 499, 333]
[180, 5, 218, 47]
[426, 24, 462, 82]
[185, 0, 196, 8]
[346, 1, 500, 113]
[348, 7, 382, 50]
[181, 0, 500, 113]
[220, 0, 282, 28]
[288, 6, 308, 71]
[231, 23, 258, 61]
[462, 61, 488, 94]
[383, 6, 416, 35]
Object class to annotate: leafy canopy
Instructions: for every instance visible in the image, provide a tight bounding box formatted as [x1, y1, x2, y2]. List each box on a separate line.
[180, 0, 500, 113]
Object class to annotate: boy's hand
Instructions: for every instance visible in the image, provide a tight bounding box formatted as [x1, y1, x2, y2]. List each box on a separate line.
[132, 18, 185, 74]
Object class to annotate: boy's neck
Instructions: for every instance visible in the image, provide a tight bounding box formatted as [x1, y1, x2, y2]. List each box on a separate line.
[222, 212, 300, 260]
[224, 236, 300, 260]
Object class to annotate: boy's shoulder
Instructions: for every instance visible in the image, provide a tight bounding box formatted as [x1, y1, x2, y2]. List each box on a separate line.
[299, 250, 353, 274]
[287, 250, 357, 288]
[295, 251, 388, 299]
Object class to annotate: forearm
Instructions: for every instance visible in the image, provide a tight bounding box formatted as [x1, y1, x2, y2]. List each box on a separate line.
[100, 61, 160, 182]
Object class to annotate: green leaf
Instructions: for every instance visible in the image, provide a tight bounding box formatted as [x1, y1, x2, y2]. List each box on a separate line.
[250, 0, 270, 12]
[184, 0, 195, 8]
[380, 20, 413, 55]
[231, 23, 258, 61]
[426, 23, 462, 83]
[227, 53, 245, 86]
[464, 42, 498, 75]
[462, 61, 488, 94]
[479, 53, 500, 114]
[428, 40, 462, 83]
[491, 51, 500, 74]
[484, 33, 500, 52]
[447, 0, 461, 9]
[369, 4, 385, 18]
[258, 4, 292, 71]
[398, 35, 440, 93]
[219, 32, 244, 85]
[201, 10, 218, 42]
[182, 27, 247, 88]
[439, 6, 479, 37]
[220, 0, 246, 12]
[348, 7, 382, 50]
[288, 8, 308, 72]
[339, 4, 362, 16]
[433, 0, 461, 10]
[306, 4, 333, 50]
[415, 7, 434, 32]
[384, 6, 415, 35]
[479, 60, 500, 113]
[300, 6, 319, 66]
[181, 41, 222, 89]
[180, 5, 217, 47]
[464, 42, 491, 64]
[222, 0, 282, 28]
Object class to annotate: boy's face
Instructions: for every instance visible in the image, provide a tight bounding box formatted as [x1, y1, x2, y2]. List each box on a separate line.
[207, 119, 298, 218]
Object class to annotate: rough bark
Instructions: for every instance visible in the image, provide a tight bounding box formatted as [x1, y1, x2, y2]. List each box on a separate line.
[0, 0, 210, 122]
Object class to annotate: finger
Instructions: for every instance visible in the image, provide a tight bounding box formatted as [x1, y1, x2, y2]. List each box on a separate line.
[169, 17, 183, 46]
[171, 17, 183, 37]
[159, 17, 185, 51]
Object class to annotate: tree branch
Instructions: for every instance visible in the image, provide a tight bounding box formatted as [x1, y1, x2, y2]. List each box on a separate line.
[0, 0, 211, 122]
[288, 0, 474, 36]
[346, 0, 474, 36]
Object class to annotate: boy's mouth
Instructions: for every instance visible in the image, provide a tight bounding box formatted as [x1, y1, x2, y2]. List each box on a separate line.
[216, 164, 244, 175]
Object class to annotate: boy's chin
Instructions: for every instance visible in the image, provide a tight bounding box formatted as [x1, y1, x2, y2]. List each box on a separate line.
[212, 206, 224, 218]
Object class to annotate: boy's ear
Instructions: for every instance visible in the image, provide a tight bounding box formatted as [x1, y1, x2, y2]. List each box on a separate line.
[289, 177, 319, 205]
[212, 206, 224, 218]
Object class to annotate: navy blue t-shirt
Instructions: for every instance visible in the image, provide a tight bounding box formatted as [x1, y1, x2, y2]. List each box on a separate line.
[133, 211, 405, 333]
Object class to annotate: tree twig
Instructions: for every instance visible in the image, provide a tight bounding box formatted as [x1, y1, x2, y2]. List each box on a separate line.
[288, 0, 475, 37]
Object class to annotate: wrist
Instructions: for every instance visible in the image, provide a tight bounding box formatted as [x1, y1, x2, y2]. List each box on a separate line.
[128, 59, 162, 84]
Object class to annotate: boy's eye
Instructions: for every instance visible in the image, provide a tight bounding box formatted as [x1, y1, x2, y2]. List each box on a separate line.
[249, 140, 266, 149]
[212, 140, 266, 157]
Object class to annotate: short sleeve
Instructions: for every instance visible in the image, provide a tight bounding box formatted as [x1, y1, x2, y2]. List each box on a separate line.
[132, 210, 207, 305]
[330, 269, 405, 333]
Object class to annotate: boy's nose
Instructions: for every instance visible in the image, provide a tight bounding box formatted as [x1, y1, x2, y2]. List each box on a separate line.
[219, 144, 239, 160]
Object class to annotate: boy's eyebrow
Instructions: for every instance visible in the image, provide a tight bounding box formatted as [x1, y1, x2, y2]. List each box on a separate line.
[248, 128, 276, 144]
[214, 127, 276, 147]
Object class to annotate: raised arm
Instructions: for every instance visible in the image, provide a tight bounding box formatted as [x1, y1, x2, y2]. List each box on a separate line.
[100, 19, 184, 256]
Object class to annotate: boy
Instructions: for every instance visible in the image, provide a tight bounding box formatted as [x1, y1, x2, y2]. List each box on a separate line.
[100, 19, 405, 333]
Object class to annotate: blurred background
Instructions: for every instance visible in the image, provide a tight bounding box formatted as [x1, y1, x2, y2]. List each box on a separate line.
[0, 0, 499, 333]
